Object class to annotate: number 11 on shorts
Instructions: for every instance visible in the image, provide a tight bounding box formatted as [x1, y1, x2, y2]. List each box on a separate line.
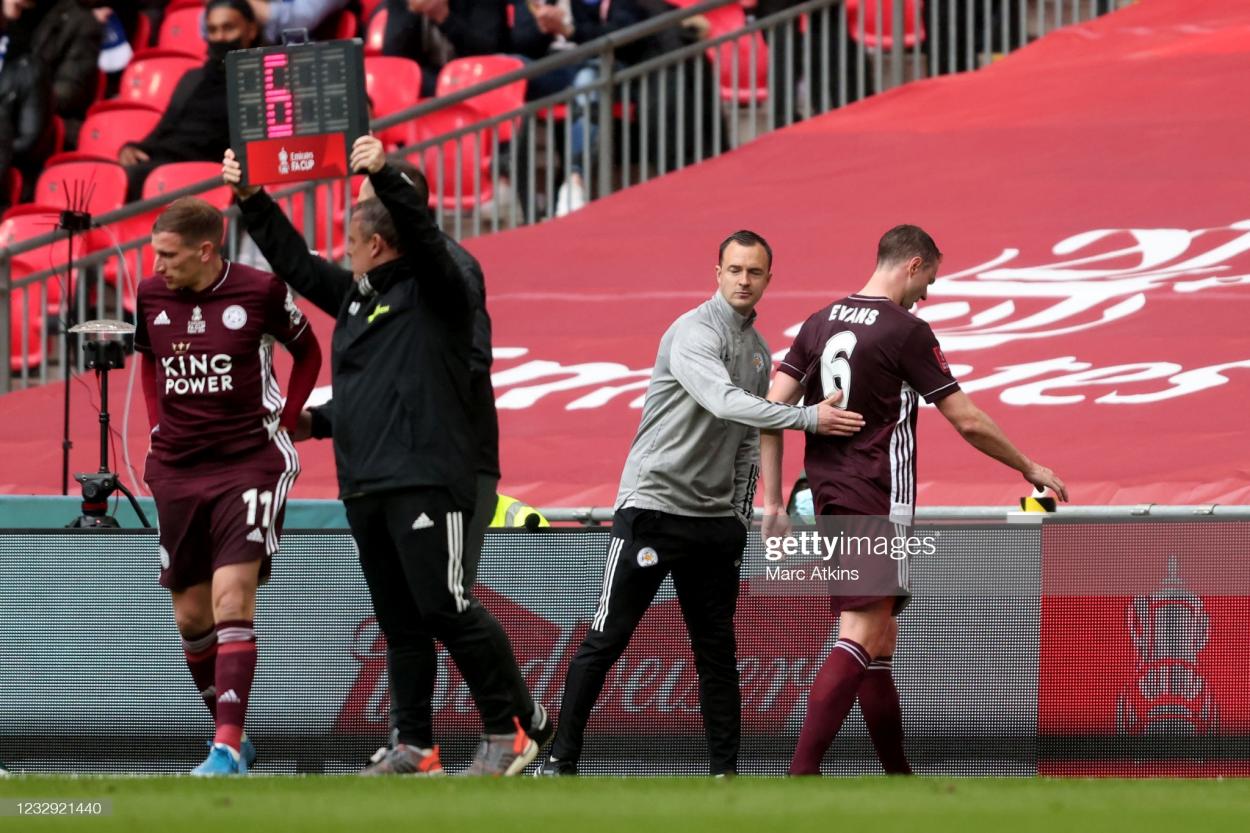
[242, 488, 274, 528]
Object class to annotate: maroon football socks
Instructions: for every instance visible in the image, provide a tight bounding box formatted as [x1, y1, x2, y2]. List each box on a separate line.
[212, 620, 257, 753]
[858, 656, 912, 774]
[789, 638, 871, 775]
[181, 627, 218, 720]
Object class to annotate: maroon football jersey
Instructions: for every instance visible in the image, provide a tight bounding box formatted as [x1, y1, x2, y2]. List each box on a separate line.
[779, 294, 959, 517]
[134, 260, 311, 469]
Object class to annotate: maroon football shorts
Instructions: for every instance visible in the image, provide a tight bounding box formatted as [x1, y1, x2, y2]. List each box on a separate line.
[815, 505, 913, 617]
[146, 441, 299, 591]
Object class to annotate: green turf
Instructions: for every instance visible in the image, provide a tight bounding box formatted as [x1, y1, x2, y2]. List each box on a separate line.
[2, 777, 1248, 832]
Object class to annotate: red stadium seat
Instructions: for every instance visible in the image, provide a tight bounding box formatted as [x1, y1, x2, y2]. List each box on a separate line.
[118, 50, 200, 110]
[141, 162, 230, 208]
[364, 56, 423, 149]
[1, 202, 60, 220]
[411, 103, 495, 212]
[847, 0, 925, 49]
[365, 8, 387, 56]
[436, 56, 525, 141]
[0, 211, 85, 357]
[167, 0, 205, 10]
[157, 7, 208, 59]
[0, 210, 70, 320]
[710, 33, 769, 104]
[34, 159, 129, 218]
[704, 5, 768, 104]
[34, 160, 133, 313]
[75, 103, 162, 161]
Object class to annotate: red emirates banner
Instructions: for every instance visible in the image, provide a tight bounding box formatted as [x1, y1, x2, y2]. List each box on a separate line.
[244, 134, 349, 186]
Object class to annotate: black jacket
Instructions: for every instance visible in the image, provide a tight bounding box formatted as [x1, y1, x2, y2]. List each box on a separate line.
[129, 59, 230, 164]
[31, 0, 103, 143]
[237, 166, 495, 502]
[0, 46, 53, 175]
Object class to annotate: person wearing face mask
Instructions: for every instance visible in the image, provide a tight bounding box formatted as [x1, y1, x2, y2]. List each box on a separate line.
[118, 0, 262, 201]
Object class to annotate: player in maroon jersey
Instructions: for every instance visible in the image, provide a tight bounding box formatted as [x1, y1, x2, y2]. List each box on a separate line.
[760, 225, 1067, 775]
[133, 198, 321, 775]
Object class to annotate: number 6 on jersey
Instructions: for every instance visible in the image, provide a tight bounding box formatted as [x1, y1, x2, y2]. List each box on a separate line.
[820, 330, 858, 409]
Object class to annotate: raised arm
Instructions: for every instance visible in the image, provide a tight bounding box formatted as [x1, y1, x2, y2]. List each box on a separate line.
[350, 137, 470, 322]
[222, 149, 355, 315]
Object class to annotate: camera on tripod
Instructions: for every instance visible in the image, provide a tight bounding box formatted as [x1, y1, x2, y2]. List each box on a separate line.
[66, 320, 150, 529]
[77, 472, 120, 503]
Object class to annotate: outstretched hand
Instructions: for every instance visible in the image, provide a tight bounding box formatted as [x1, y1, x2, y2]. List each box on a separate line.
[813, 388, 865, 437]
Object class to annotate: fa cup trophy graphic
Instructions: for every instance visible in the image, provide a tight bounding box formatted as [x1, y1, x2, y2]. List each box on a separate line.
[1116, 556, 1219, 737]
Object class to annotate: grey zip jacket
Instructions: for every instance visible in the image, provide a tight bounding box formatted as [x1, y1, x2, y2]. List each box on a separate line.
[615, 292, 820, 522]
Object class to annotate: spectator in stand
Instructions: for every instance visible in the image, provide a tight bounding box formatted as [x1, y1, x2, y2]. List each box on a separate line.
[118, 0, 261, 201]
[511, 0, 714, 217]
[244, 0, 350, 45]
[31, 0, 103, 150]
[1, 0, 54, 205]
[511, 0, 649, 215]
[382, 0, 509, 98]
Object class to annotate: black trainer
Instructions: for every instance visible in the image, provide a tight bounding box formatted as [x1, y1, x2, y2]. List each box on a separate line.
[534, 755, 578, 777]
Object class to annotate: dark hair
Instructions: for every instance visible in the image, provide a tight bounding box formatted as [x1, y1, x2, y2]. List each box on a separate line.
[152, 197, 224, 247]
[876, 224, 941, 267]
[718, 229, 773, 269]
[205, 0, 258, 23]
[392, 159, 430, 208]
[352, 198, 399, 250]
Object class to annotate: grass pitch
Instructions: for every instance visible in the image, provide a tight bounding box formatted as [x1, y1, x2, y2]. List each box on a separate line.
[2, 776, 1248, 832]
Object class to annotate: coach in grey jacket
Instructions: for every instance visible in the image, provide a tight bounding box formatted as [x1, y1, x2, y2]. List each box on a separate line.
[537, 230, 864, 777]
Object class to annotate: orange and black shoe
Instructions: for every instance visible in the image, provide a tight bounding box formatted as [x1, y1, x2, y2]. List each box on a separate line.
[360, 743, 444, 776]
[463, 717, 539, 776]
